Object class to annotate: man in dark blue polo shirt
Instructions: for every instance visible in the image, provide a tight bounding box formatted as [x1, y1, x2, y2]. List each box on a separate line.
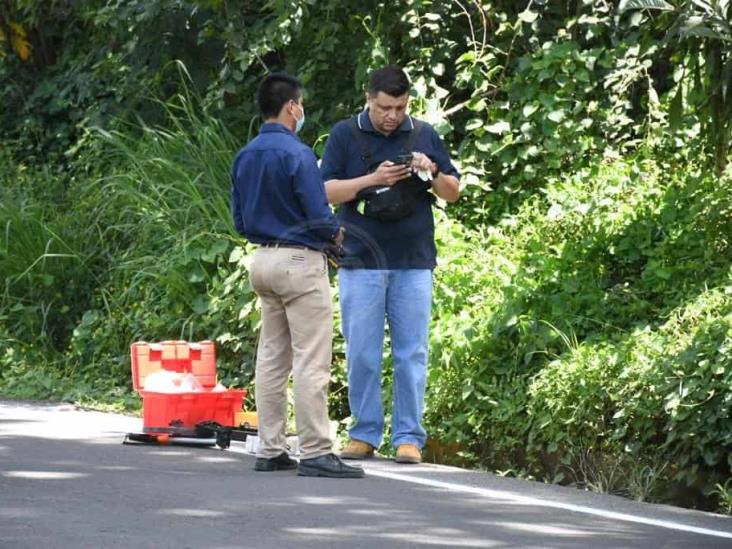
[231, 72, 363, 479]
[320, 65, 460, 464]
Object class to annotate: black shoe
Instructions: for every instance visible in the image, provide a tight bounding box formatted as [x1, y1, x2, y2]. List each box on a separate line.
[297, 453, 365, 478]
[254, 452, 298, 472]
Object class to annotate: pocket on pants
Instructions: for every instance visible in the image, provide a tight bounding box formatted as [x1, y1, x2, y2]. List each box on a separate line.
[281, 254, 325, 277]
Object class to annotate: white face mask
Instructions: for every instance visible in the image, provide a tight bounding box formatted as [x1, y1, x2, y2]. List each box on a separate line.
[293, 102, 305, 133]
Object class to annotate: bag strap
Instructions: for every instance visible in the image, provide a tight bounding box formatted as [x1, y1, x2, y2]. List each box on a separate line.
[347, 117, 372, 168]
[348, 116, 425, 168]
[401, 119, 424, 154]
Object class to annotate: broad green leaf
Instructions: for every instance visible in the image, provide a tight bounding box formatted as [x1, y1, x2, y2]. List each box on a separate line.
[467, 97, 486, 111]
[539, 93, 556, 109]
[504, 315, 518, 327]
[648, 85, 659, 106]
[192, 295, 209, 314]
[538, 68, 553, 82]
[517, 56, 532, 72]
[619, 0, 674, 13]
[547, 203, 564, 220]
[718, 0, 730, 17]
[576, 69, 590, 82]
[577, 15, 600, 25]
[189, 270, 205, 283]
[202, 239, 228, 262]
[522, 104, 539, 117]
[690, 0, 714, 15]
[683, 15, 709, 28]
[547, 109, 565, 123]
[474, 136, 492, 152]
[457, 51, 476, 64]
[655, 267, 672, 280]
[466, 118, 484, 131]
[518, 10, 539, 23]
[486, 121, 511, 134]
[680, 21, 728, 41]
[664, 393, 681, 412]
[229, 246, 245, 263]
[630, 11, 645, 26]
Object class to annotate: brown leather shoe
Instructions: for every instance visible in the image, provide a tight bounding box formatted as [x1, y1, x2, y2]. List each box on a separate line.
[340, 439, 374, 459]
[395, 444, 422, 464]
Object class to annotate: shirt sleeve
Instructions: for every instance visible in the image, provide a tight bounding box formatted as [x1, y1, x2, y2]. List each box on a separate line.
[428, 127, 460, 180]
[292, 148, 340, 241]
[230, 157, 245, 235]
[320, 123, 347, 182]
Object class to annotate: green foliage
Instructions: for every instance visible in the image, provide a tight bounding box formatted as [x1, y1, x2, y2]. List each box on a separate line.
[64, 92, 261, 393]
[620, 0, 732, 173]
[426, 157, 732, 506]
[0, 90, 262, 409]
[0, 148, 100, 349]
[456, 38, 614, 216]
[446, 1, 678, 225]
[711, 478, 732, 514]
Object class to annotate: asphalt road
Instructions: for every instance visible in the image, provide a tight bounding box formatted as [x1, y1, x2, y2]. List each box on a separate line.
[1, 399, 732, 548]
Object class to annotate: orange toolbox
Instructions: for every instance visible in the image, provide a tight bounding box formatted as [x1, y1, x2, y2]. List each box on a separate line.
[125, 340, 249, 448]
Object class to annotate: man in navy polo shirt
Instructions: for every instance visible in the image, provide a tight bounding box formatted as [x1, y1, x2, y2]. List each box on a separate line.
[320, 65, 460, 464]
[231, 72, 363, 479]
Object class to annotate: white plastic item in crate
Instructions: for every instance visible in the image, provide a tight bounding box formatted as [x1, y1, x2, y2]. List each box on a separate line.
[243, 435, 299, 456]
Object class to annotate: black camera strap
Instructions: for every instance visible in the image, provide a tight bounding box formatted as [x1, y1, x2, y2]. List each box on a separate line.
[402, 119, 424, 156]
[347, 116, 424, 171]
[348, 117, 373, 168]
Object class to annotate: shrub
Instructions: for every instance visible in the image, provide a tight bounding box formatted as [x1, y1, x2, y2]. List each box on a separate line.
[424, 156, 732, 507]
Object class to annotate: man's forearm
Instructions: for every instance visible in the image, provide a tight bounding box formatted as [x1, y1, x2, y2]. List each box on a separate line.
[325, 173, 379, 205]
[432, 173, 460, 203]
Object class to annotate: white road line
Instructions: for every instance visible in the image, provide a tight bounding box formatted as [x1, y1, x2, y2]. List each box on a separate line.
[367, 469, 732, 540]
[225, 443, 732, 539]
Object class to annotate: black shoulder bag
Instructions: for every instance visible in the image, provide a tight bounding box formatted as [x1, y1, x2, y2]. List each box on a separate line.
[348, 118, 430, 222]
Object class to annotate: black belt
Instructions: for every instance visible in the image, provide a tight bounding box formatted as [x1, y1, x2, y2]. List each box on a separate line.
[261, 242, 313, 251]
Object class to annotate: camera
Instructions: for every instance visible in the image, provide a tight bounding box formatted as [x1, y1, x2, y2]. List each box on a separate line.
[396, 153, 413, 167]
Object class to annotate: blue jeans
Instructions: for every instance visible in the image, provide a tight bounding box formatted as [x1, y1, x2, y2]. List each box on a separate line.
[339, 269, 432, 449]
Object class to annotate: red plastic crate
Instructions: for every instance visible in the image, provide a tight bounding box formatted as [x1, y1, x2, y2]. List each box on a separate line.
[139, 389, 247, 432]
[130, 340, 246, 432]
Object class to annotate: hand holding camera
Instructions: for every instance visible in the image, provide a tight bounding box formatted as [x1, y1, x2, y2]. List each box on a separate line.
[396, 153, 414, 168]
[373, 158, 411, 185]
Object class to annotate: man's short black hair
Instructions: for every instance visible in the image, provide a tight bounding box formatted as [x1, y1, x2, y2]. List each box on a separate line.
[368, 65, 410, 97]
[258, 73, 302, 119]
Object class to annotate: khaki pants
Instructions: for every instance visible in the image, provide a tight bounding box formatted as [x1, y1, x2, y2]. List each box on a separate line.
[249, 246, 333, 460]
